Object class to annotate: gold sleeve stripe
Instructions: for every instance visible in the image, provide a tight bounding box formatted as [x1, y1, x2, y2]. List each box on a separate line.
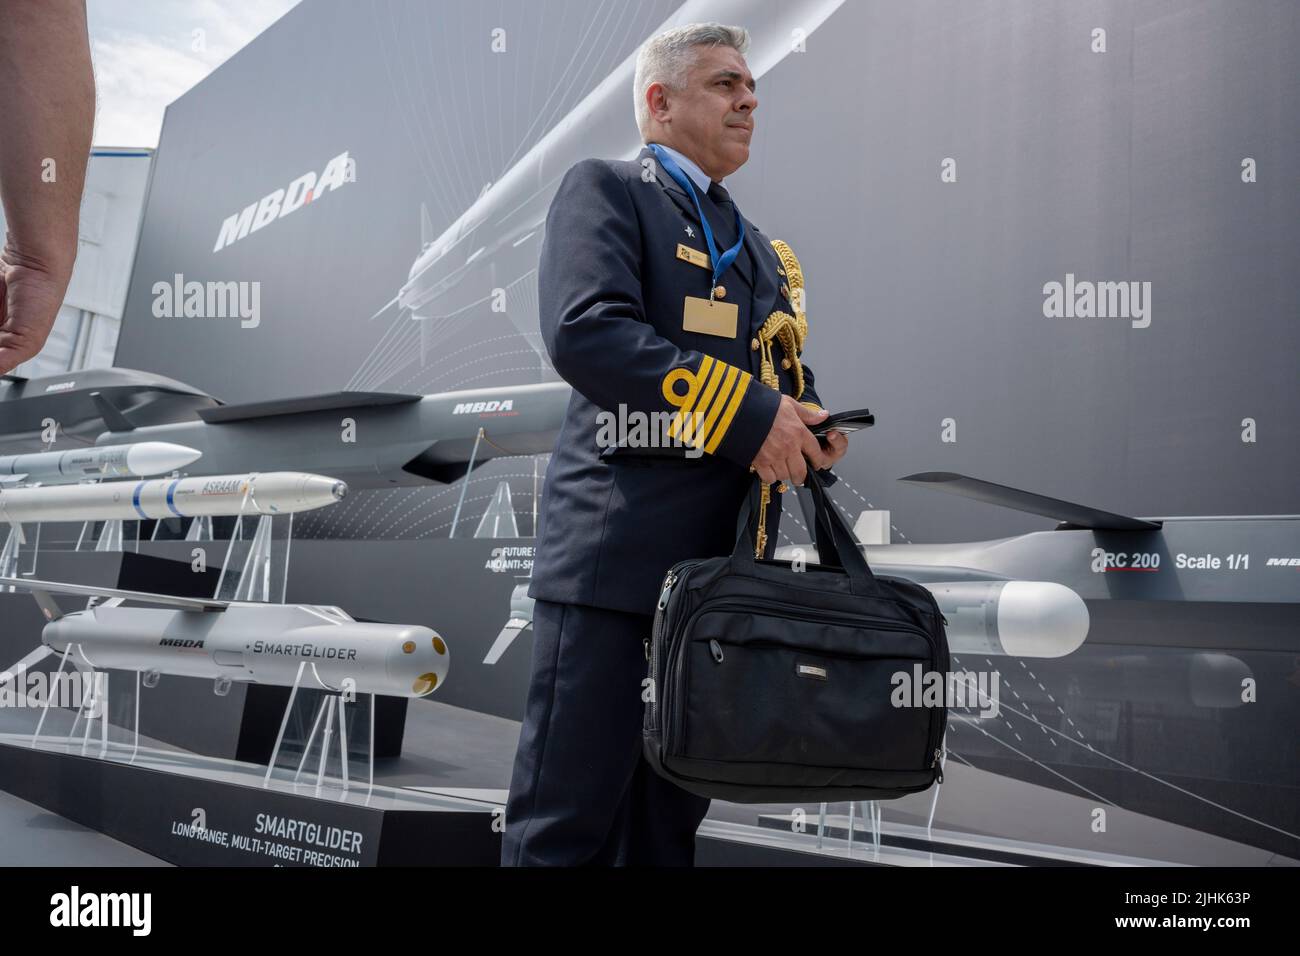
[703, 370, 752, 454]
[669, 357, 724, 441]
[694, 364, 740, 448]
[799, 400, 822, 411]
[661, 357, 754, 453]
[660, 354, 713, 412]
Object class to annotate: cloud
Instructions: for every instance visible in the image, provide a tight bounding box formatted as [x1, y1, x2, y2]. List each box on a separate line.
[88, 0, 300, 147]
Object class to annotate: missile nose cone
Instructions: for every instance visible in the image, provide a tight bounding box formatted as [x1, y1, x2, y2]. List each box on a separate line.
[391, 625, 449, 698]
[996, 582, 1090, 658]
[332, 480, 347, 501]
[123, 441, 203, 476]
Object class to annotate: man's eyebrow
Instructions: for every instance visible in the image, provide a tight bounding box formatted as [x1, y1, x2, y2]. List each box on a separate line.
[712, 68, 756, 92]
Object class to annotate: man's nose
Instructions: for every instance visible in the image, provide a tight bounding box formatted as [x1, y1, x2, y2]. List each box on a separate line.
[736, 89, 758, 113]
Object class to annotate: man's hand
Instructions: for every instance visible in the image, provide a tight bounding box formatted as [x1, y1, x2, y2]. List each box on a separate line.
[820, 427, 849, 471]
[0, 0, 95, 375]
[0, 248, 69, 374]
[750, 395, 838, 486]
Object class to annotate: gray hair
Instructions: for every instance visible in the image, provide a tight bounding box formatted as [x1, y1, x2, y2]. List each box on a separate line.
[633, 22, 750, 139]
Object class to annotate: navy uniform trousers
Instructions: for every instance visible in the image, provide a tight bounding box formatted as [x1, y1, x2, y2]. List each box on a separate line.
[500, 599, 711, 866]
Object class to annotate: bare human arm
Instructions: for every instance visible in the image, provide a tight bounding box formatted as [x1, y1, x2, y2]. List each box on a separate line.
[0, 0, 95, 374]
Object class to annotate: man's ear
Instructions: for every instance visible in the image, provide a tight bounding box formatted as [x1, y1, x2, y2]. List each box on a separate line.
[646, 82, 669, 123]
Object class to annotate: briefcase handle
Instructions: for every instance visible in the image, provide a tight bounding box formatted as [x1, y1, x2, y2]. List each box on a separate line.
[730, 469, 882, 596]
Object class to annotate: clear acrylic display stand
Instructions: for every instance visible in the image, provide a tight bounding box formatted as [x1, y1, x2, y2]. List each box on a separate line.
[811, 728, 947, 858]
[212, 491, 293, 603]
[262, 662, 376, 797]
[18, 642, 144, 764]
[474, 480, 519, 538]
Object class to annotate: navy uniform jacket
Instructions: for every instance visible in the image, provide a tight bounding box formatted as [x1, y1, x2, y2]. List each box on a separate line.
[528, 144, 835, 617]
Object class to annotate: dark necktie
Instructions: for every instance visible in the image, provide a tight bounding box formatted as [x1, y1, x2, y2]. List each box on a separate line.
[702, 179, 748, 284]
[702, 180, 738, 246]
[707, 180, 734, 211]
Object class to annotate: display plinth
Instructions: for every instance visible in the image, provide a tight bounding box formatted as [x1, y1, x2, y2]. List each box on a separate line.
[0, 735, 502, 866]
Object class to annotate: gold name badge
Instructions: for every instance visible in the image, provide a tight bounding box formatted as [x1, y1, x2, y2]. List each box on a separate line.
[682, 295, 739, 338]
[676, 243, 710, 269]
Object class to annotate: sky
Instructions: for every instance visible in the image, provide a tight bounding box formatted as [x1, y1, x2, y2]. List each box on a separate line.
[87, 0, 301, 148]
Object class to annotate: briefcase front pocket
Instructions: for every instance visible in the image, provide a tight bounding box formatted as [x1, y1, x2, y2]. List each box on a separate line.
[671, 609, 936, 772]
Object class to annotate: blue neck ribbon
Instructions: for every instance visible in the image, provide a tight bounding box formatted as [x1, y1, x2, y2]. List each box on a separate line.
[648, 143, 745, 299]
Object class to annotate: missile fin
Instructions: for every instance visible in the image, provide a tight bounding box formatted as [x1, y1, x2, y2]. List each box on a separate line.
[90, 390, 136, 432]
[0, 575, 229, 611]
[899, 472, 1162, 531]
[197, 390, 419, 424]
[27, 586, 64, 622]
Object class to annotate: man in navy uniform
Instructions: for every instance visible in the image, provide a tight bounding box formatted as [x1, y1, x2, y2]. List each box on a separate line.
[502, 22, 849, 866]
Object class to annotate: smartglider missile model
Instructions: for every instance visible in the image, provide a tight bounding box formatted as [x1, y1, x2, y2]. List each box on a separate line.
[384, 0, 849, 346]
[0, 471, 345, 531]
[0, 441, 201, 485]
[0, 576, 449, 701]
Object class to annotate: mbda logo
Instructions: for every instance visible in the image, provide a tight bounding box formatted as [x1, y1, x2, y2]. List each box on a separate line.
[214, 151, 355, 252]
[453, 400, 515, 414]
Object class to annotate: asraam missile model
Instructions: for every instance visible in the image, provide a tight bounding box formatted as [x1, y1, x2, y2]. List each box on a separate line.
[383, 0, 848, 344]
[0, 441, 201, 485]
[0, 576, 450, 700]
[0, 368, 219, 449]
[0, 471, 346, 530]
[87, 381, 570, 489]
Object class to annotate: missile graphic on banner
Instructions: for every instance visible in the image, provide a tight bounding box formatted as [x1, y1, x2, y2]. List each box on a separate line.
[0, 577, 449, 700]
[0, 441, 201, 485]
[0, 471, 346, 539]
[387, 0, 849, 344]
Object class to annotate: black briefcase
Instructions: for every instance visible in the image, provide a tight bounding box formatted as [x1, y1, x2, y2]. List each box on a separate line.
[642, 469, 950, 803]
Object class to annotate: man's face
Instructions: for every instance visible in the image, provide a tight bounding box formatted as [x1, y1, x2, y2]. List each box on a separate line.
[655, 44, 757, 181]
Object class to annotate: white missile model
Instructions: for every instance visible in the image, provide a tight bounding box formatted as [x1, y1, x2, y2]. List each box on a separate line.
[0, 577, 450, 701]
[0, 471, 346, 526]
[0, 441, 201, 485]
[488, 576, 1091, 664]
[918, 580, 1089, 659]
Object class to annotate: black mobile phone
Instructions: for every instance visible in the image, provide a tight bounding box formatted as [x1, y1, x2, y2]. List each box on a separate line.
[808, 408, 875, 438]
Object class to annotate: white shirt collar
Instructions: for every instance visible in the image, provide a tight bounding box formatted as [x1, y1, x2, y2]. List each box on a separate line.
[648, 142, 722, 194]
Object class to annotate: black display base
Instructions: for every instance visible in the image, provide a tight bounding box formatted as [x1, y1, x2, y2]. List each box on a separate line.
[0, 738, 500, 866]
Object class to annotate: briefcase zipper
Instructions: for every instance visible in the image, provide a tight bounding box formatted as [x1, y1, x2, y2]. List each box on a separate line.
[656, 571, 678, 611]
[704, 636, 934, 663]
[682, 598, 937, 649]
[648, 561, 703, 734]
